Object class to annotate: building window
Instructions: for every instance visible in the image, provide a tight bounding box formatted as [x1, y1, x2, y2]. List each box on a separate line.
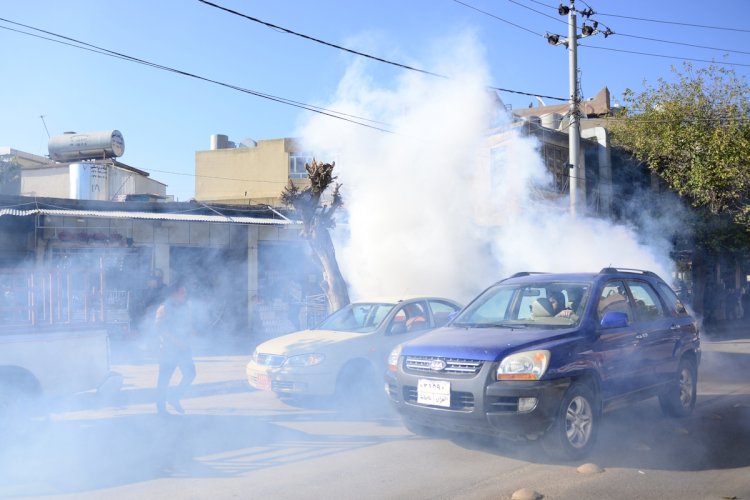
[289, 153, 314, 179]
[543, 144, 568, 193]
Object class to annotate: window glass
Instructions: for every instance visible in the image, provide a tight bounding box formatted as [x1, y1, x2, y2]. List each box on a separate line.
[517, 287, 549, 320]
[627, 280, 666, 322]
[288, 153, 313, 179]
[597, 280, 631, 321]
[429, 300, 461, 327]
[657, 282, 689, 316]
[454, 281, 588, 327]
[390, 302, 428, 334]
[455, 286, 514, 325]
[318, 302, 395, 333]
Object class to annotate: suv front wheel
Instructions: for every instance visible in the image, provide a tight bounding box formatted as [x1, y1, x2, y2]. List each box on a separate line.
[659, 357, 697, 418]
[542, 382, 599, 460]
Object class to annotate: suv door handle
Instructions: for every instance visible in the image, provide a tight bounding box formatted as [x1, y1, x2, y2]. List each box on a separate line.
[635, 333, 648, 340]
[670, 324, 682, 330]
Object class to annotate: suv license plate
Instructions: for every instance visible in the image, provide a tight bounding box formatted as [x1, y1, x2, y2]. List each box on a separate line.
[417, 379, 451, 407]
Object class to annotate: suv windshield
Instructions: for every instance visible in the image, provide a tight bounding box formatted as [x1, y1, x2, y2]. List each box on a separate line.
[453, 281, 591, 328]
[316, 302, 396, 333]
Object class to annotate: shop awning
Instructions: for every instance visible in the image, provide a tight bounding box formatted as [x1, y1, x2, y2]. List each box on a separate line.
[0, 207, 296, 225]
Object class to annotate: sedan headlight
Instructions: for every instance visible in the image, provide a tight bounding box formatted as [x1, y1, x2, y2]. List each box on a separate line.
[497, 350, 550, 381]
[284, 353, 325, 367]
[387, 344, 402, 372]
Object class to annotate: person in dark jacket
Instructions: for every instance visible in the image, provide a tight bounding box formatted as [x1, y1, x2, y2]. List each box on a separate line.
[154, 279, 195, 415]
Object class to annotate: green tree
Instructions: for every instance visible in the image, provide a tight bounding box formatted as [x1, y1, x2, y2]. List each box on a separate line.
[610, 63, 750, 227]
[281, 159, 350, 311]
[610, 63, 750, 313]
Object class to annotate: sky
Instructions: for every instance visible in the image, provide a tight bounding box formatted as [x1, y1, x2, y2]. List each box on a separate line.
[1, 0, 749, 202]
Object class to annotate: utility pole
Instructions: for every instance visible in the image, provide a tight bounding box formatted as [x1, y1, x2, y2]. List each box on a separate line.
[567, 3, 581, 217]
[546, 1, 611, 218]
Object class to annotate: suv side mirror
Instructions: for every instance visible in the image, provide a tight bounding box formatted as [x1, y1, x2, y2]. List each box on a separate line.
[600, 311, 628, 328]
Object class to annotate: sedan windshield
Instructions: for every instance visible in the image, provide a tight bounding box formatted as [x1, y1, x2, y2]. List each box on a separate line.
[453, 281, 590, 328]
[316, 302, 396, 333]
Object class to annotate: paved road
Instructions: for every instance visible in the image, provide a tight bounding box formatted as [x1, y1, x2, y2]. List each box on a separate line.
[1, 335, 749, 500]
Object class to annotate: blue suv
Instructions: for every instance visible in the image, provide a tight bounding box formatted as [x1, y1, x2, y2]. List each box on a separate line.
[385, 268, 701, 459]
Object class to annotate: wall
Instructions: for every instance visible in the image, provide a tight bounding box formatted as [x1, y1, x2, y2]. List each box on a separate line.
[195, 138, 301, 205]
[21, 165, 70, 198]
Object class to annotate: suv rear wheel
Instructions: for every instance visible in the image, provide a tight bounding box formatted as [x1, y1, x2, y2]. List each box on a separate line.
[659, 357, 697, 418]
[542, 382, 599, 460]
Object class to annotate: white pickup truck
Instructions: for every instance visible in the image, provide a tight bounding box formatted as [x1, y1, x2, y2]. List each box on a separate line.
[0, 326, 122, 430]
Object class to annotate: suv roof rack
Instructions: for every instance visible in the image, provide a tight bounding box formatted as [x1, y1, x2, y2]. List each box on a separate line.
[599, 267, 658, 278]
[507, 271, 548, 279]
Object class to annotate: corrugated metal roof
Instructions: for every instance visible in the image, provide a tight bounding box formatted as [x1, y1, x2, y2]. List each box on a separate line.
[0, 207, 296, 225]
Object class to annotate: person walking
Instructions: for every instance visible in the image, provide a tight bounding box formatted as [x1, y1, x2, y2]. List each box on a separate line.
[154, 279, 195, 415]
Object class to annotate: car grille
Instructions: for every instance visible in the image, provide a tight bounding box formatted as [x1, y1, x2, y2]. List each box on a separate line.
[403, 386, 475, 411]
[404, 356, 483, 375]
[272, 380, 295, 392]
[255, 353, 286, 367]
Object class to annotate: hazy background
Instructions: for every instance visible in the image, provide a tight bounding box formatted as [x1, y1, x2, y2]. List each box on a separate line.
[298, 32, 678, 303]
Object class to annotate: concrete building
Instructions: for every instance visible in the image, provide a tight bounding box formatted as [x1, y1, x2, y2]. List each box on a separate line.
[1, 129, 167, 201]
[0, 194, 321, 340]
[1, 131, 322, 341]
[195, 135, 312, 206]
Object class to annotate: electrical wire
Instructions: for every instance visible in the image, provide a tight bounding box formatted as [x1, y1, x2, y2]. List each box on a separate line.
[199, 0, 566, 101]
[0, 19, 394, 134]
[608, 32, 750, 56]
[451, 0, 546, 36]
[595, 11, 750, 34]
[580, 43, 750, 68]
[525, 0, 750, 33]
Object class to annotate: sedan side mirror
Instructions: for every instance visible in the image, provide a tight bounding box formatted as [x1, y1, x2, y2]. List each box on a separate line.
[600, 311, 628, 329]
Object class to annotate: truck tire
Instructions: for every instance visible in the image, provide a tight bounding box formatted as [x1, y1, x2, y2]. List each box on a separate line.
[542, 382, 599, 460]
[659, 357, 697, 418]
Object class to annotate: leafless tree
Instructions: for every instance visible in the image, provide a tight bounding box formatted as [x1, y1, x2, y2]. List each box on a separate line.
[281, 159, 350, 311]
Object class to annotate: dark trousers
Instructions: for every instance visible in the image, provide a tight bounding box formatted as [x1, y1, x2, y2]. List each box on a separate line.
[156, 348, 196, 407]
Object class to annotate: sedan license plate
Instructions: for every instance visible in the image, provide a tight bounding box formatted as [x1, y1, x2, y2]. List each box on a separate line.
[417, 379, 451, 407]
[255, 373, 272, 390]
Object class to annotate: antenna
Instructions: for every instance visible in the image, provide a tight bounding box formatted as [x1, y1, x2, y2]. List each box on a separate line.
[39, 115, 50, 138]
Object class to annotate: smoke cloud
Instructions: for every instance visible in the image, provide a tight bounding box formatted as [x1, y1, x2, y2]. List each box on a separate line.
[297, 32, 678, 304]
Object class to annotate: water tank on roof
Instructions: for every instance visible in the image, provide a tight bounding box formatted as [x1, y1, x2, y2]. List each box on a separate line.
[210, 134, 236, 149]
[48, 130, 124, 162]
[69, 162, 109, 201]
[540, 113, 563, 130]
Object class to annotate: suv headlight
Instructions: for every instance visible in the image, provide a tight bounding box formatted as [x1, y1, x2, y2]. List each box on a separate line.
[387, 344, 402, 372]
[284, 353, 325, 367]
[497, 350, 550, 380]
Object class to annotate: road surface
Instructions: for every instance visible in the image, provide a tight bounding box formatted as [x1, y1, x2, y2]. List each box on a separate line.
[1, 335, 748, 500]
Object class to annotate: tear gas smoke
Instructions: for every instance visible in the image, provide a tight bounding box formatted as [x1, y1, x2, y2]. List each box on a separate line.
[297, 32, 679, 304]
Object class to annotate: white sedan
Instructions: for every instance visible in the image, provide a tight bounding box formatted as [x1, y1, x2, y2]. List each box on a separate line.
[246, 296, 462, 400]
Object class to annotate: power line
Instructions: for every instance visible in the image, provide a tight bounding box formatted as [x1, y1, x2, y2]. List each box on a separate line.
[595, 11, 750, 34]
[581, 43, 750, 68]
[198, 0, 449, 79]
[524, 0, 750, 33]
[503, 0, 567, 26]
[520, 0, 749, 56]
[451, 0, 546, 36]
[0, 18, 394, 134]
[199, 0, 566, 101]
[613, 32, 750, 56]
